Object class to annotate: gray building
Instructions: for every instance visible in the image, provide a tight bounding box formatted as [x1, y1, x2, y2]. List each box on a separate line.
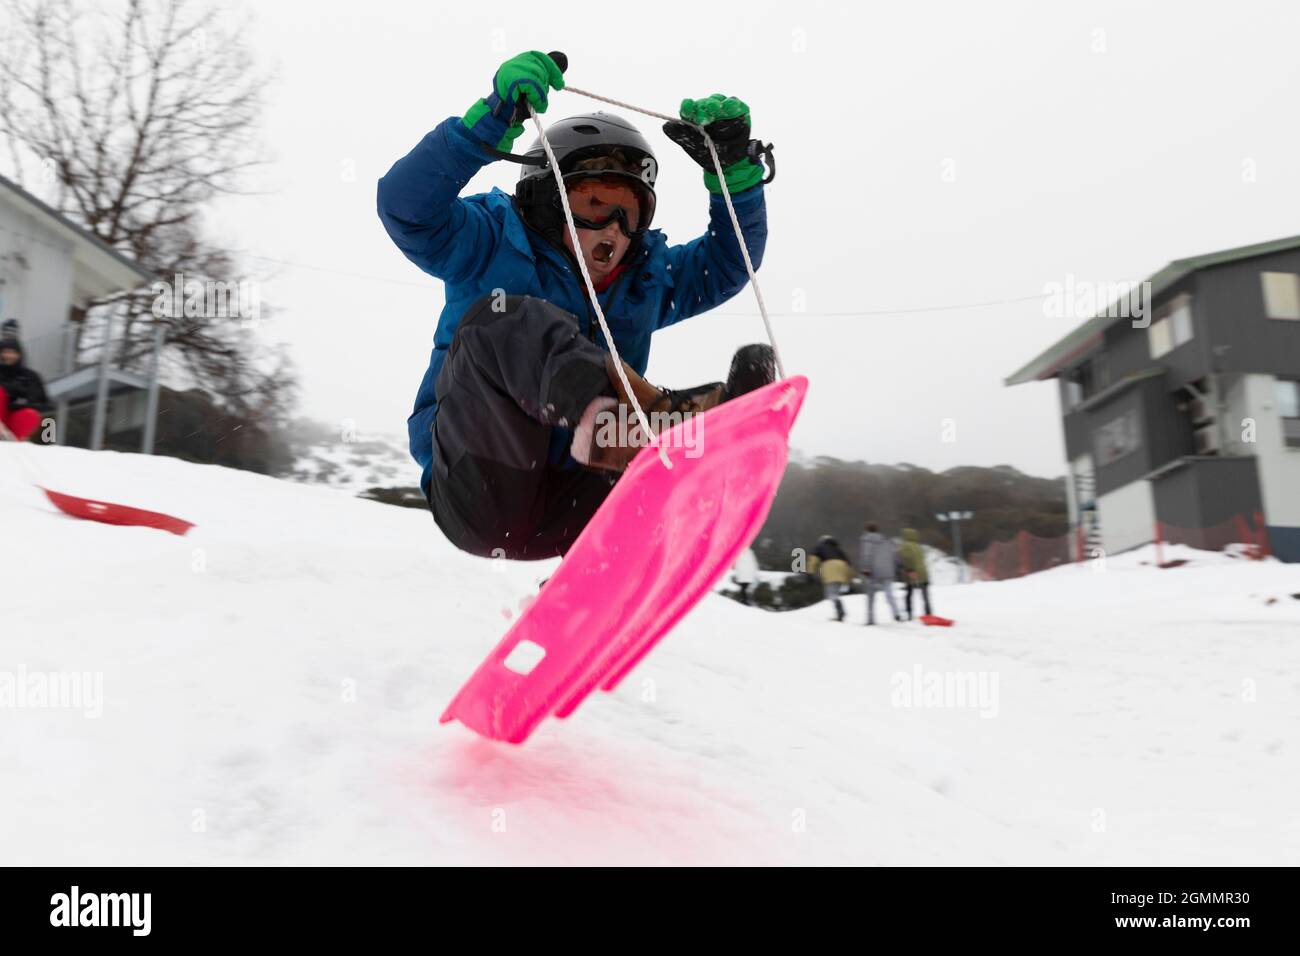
[1007, 235, 1300, 562]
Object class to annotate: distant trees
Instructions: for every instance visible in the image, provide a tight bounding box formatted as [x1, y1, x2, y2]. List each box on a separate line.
[753, 458, 1068, 571]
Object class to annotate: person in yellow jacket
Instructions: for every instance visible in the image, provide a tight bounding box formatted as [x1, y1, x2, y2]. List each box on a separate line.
[897, 527, 933, 621]
[807, 535, 853, 622]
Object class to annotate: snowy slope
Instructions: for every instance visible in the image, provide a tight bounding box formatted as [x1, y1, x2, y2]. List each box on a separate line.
[2, 443, 1298, 865]
[287, 431, 414, 494]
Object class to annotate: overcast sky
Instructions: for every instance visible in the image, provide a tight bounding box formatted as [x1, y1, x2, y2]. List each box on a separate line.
[205, 0, 1300, 478]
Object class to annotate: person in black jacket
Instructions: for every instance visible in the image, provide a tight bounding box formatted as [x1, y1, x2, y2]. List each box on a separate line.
[807, 534, 853, 622]
[0, 324, 49, 441]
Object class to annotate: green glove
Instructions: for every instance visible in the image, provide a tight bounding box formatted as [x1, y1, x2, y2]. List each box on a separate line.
[664, 94, 764, 194]
[679, 93, 749, 126]
[462, 51, 566, 152]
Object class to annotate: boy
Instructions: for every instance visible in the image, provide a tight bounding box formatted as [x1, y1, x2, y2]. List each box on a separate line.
[377, 51, 774, 560]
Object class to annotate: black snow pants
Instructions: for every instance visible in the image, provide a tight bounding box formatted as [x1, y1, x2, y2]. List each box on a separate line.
[425, 294, 619, 561]
[904, 581, 932, 619]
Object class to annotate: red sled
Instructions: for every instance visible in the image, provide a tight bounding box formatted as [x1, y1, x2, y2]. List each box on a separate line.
[43, 488, 194, 536]
[919, 614, 954, 627]
[3, 422, 193, 536]
[440, 376, 808, 744]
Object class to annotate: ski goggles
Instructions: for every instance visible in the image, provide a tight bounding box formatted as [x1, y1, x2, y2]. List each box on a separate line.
[563, 174, 655, 238]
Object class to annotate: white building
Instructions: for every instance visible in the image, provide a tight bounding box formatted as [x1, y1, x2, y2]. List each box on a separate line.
[0, 173, 156, 447]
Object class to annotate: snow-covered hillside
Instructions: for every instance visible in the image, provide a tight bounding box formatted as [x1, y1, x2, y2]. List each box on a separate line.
[287, 430, 414, 494]
[3, 444, 1298, 865]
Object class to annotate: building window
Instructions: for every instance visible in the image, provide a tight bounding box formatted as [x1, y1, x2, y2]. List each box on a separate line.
[1148, 294, 1193, 358]
[1149, 316, 1172, 358]
[1278, 379, 1300, 448]
[1261, 272, 1300, 321]
[1064, 355, 1108, 408]
[1278, 380, 1300, 419]
[1170, 299, 1193, 345]
[1093, 408, 1143, 466]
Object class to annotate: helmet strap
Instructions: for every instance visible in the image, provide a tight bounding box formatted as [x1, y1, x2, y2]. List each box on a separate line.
[478, 141, 548, 166]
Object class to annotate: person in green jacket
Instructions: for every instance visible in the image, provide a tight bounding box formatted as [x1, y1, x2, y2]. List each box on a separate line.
[897, 528, 933, 621]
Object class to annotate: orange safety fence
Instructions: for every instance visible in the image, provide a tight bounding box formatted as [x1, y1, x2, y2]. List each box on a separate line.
[1155, 510, 1270, 565]
[972, 511, 1272, 581]
[969, 530, 1072, 582]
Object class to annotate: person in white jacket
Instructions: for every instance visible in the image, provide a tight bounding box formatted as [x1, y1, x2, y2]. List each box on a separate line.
[731, 548, 759, 606]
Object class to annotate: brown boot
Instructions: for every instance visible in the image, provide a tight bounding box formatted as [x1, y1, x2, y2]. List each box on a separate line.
[606, 344, 777, 422]
[604, 354, 727, 417]
[570, 357, 722, 472]
[570, 346, 775, 473]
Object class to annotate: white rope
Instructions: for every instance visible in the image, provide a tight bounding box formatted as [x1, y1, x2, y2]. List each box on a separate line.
[701, 135, 786, 380]
[524, 101, 672, 469]
[561, 84, 786, 380]
[562, 85, 680, 124]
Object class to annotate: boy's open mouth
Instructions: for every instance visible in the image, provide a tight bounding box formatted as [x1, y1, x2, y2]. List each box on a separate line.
[593, 240, 616, 264]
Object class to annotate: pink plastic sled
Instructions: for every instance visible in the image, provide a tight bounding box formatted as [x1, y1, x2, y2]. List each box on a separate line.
[441, 375, 808, 743]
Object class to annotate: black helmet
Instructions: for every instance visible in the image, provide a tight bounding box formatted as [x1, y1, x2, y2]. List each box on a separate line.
[515, 112, 657, 250]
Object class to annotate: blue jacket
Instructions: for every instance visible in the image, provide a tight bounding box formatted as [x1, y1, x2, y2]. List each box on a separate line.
[376, 116, 768, 494]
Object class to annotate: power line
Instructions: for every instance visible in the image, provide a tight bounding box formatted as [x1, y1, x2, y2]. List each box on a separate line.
[716, 292, 1047, 319]
[248, 253, 1048, 316]
[246, 253, 434, 289]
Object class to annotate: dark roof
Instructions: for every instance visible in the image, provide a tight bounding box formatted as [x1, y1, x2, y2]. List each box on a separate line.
[1005, 233, 1300, 386]
[0, 172, 154, 284]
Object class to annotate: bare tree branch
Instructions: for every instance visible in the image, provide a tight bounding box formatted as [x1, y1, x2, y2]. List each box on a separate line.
[0, 0, 293, 421]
